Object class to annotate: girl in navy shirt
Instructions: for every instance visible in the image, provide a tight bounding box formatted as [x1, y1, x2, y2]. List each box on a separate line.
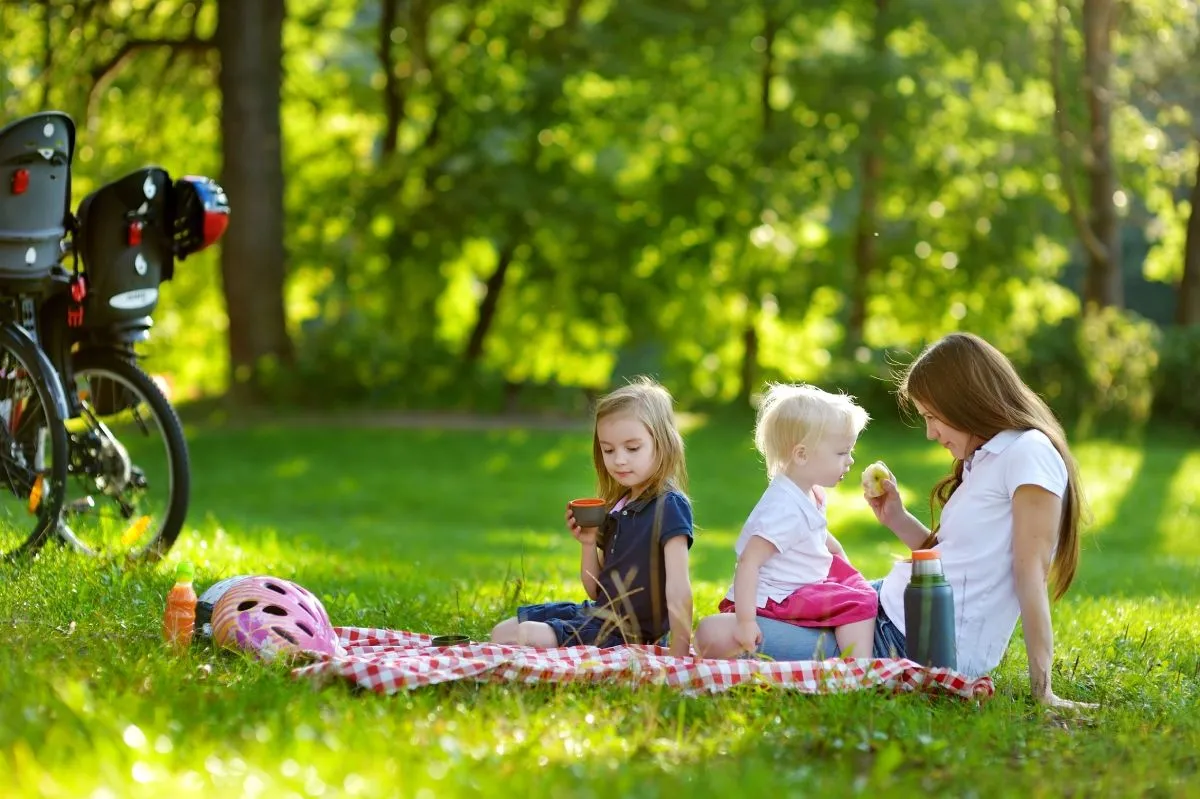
[489, 377, 694, 655]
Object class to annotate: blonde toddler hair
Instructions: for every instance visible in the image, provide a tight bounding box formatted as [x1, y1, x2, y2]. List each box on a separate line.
[754, 383, 870, 478]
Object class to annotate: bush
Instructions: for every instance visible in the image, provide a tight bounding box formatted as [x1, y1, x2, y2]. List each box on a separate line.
[263, 312, 498, 411]
[1019, 307, 1161, 432]
[1152, 324, 1200, 428]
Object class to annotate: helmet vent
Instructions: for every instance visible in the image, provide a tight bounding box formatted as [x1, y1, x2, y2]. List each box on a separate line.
[236, 600, 259, 612]
[262, 604, 288, 616]
[272, 627, 298, 646]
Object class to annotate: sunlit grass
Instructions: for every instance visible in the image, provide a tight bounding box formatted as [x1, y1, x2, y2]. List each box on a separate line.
[1, 416, 1198, 797]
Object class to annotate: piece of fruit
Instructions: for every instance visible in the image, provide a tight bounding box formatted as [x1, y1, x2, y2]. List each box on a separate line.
[862, 461, 893, 498]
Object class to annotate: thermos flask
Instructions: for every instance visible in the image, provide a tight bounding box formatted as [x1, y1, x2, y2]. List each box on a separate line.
[903, 549, 957, 669]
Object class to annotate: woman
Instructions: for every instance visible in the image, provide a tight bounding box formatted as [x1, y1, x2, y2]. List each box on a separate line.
[695, 333, 1094, 709]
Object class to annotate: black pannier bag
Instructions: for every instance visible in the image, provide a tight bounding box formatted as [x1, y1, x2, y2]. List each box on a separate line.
[74, 166, 173, 328]
[0, 111, 75, 291]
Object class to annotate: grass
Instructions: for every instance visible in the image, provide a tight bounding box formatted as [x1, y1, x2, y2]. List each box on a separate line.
[2, 412, 1198, 798]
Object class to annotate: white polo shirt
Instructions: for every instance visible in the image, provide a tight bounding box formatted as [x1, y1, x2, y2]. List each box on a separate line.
[725, 475, 833, 607]
[878, 429, 1068, 677]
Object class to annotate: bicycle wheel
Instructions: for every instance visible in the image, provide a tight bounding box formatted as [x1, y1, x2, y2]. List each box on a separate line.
[60, 349, 190, 562]
[0, 321, 69, 560]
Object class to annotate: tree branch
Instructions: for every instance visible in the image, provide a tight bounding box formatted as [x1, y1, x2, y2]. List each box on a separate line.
[565, 0, 584, 30]
[1050, 0, 1109, 264]
[378, 0, 409, 158]
[418, 4, 482, 153]
[87, 34, 215, 115]
[759, 10, 777, 136]
[464, 238, 518, 363]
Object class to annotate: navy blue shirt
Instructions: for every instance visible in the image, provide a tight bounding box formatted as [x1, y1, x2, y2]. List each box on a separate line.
[594, 488, 693, 643]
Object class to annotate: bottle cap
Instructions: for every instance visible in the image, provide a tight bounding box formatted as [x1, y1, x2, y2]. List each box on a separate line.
[174, 561, 195, 582]
[911, 549, 941, 561]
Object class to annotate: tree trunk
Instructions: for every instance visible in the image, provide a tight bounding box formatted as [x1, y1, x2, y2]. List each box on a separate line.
[215, 0, 292, 403]
[739, 324, 759, 405]
[377, 0, 405, 159]
[736, 8, 778, 405]
[1177, 142, 1200, 326]
[460, 1, 582, 368]
[846, 0, 888, 351]
[1081, 0, 1123, 309]
[464, 240, 517, 364]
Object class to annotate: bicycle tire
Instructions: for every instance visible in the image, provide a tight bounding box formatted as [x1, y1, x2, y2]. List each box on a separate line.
[63, 349, 190, 562]
[0, 320, 70, 560]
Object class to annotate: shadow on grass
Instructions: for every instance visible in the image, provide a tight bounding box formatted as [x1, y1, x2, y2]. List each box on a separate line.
[1073, 436, 1197, 599]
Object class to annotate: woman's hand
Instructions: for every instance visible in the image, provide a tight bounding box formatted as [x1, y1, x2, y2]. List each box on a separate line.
[565, 506, 598, 546]
[864, 477, 907, 530]
[1036, 691, 1098, 712]
[734, 619, 762, 654]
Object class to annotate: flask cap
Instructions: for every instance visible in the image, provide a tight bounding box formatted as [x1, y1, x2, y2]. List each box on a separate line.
[911, 549, 945, 578]
[174, 562, 195, 582]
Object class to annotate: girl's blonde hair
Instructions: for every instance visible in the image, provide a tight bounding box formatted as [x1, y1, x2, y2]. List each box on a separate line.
[899, 332, 1084, 601]
[592, 376, 688, 504]
[754, 383, 870, 478]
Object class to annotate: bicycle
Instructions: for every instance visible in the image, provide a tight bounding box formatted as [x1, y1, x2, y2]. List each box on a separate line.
[1, 110, 229, 562]
[0, 111, 76, 558]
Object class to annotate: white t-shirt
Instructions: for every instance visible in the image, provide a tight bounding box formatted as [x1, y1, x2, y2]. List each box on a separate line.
[725, 475, 834, 607]
[879, 429, 1068, 677]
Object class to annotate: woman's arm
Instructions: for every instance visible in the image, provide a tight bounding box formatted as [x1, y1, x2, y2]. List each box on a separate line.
[1012, 484, 1093, 709]
[662, 536, 693, 656]
[865, 479, 933, 550]
[889, 511, 934, 550]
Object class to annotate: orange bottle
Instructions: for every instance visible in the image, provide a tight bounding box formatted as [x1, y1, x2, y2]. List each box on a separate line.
[163, 561, 198, 651]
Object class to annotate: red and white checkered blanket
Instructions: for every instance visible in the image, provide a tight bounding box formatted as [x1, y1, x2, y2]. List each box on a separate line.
[290, 627, 994, 699]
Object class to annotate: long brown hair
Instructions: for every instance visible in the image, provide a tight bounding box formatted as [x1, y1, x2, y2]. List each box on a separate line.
[591, 376, 688, 505]
[899, 333, 1084, 600]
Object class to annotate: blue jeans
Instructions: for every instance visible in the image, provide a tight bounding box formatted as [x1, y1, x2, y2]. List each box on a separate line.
[517, 601, 632, 648]
[757, 579, 907, 660]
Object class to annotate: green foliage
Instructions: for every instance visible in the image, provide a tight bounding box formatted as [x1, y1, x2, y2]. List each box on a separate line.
[819, 346, 914, 425]
[270, 312, 495, 410]
[1, 416, 1199, 796]
[1152, 323, 1200, 427]
[1020, 308, 1162, 433]
[0, 0, 1196, 413]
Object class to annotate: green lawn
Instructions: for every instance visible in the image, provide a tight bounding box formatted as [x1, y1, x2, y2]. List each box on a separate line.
[2, 413, 1198, 797]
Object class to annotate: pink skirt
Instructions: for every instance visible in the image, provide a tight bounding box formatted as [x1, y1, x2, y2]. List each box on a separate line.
[719, 554, 878, 628]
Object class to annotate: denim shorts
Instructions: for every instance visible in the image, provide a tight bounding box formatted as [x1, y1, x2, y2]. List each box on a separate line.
[757, 580, 908, 660]
[869, 579, 908, 659]
[517, 601, 630, 648]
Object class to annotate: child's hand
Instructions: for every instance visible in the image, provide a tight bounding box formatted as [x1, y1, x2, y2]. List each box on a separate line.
[565, 506, 598, 546]
[734, 619, 763, 655]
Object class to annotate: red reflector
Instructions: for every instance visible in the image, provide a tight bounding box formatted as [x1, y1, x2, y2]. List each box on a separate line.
[128, 220, 143, 246]
[203, 211, 229, 246]
[11, 169, 29, 194]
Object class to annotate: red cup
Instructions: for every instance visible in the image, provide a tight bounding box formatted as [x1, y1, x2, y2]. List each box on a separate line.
[569, 498, 608, 528]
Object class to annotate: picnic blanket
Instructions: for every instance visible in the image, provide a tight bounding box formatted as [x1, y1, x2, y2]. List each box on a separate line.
[290, 627, 995, 699]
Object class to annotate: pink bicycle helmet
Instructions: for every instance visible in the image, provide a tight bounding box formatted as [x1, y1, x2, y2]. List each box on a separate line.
[210, 576, 341, 661]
